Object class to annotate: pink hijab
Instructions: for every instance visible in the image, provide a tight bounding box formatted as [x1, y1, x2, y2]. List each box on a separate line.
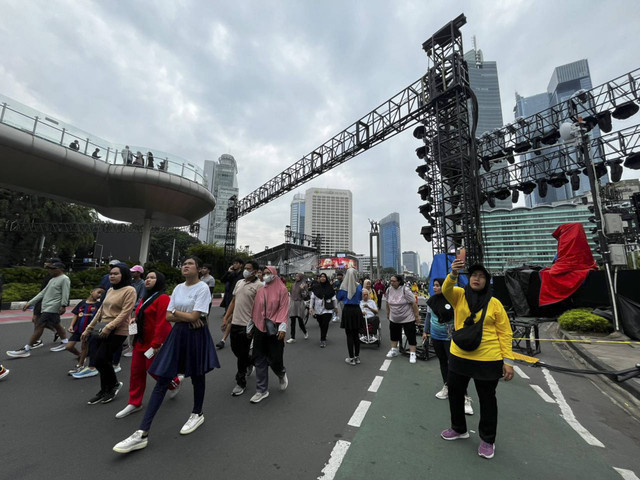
[251, 266, 290, 332]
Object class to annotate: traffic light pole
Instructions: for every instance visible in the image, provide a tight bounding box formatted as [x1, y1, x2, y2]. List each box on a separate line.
[579, 123, 621, 331]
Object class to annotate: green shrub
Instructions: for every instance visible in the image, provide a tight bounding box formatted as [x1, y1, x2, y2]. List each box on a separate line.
[2, 283, 41, 303]
[558, 308, 612, 333]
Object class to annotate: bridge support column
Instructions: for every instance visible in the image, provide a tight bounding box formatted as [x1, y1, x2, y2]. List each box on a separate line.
[139, 218, 152, 264]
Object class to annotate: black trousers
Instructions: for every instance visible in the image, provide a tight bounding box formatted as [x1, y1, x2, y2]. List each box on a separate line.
[316, 313, 331, 341]
[432, 339, 450, 384]
[290, 316, 307, 339]
[345, 328, 360, 358]
[95, 333, 127, 393]
[230, 324, 251, 388]
[448, 369, 499, 444]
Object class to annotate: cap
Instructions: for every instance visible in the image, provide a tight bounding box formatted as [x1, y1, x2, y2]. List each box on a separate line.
[108, 259, 121, 266]
[45, 257, 62, 264]
[46, 262, 65, 270]
[131, 265, 144, 274]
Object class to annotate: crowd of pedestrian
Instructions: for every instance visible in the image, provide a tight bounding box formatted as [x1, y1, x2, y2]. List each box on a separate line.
[2, 255, 514, 460]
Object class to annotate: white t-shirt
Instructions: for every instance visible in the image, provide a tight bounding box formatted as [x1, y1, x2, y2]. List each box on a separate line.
[360, 299, 378, 319]
[168, 281, 211, 314]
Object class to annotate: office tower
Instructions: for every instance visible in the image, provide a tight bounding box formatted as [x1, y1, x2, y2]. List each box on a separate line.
[420, 261, 430, 278]
[379, 212, 401, 273]
[197, 154, 239, 244]
[303, 188, 352, 256]
[465, 41, 508, 208]
[289, 193, 305, 244]
[402, 251, 420, 275]
[514, 59, 606, 207]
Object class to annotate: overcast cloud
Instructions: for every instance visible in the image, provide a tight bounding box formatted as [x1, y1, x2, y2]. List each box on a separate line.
[2, 0, 639, 266]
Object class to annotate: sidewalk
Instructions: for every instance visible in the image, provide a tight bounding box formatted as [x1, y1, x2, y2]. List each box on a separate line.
[549, 322, 640, 400]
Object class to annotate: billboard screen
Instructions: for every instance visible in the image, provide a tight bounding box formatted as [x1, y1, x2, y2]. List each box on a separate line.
[318, 256, 358, 270]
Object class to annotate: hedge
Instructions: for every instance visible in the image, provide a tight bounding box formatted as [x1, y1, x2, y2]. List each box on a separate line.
[558, 308, 612, 333]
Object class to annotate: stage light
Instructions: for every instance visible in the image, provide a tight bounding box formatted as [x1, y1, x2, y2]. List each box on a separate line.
[624, 152, 640, 170]
[537, 178, 548, 198]
[419, 203, 433, 217]
[504, 147, 515, 164]
[517, 181, 536, 195]
[421, 225, 433, 242]
[572, 89, 590, 103]
[418, 184, 432, 200]
[582, 163, 608, 179]
[413, 125, 427, 139]
[597, 111, 613, 133]
[612, 101, 639, 120]
[486, 194, 496, 208]
[511, 188, 519, 203]
[514, 139, 531, 154]
[495, 188, 511, 200]
[570, 170, 581, 191]
[540, 127, 560, 145]
[416, 164, 429, 179]
[547, 172, 568, 188]
[481, 157, 491, 172]
[606, 159, 623, 182]
[416, 145, 429, 159]
[582, 116, 598, 133]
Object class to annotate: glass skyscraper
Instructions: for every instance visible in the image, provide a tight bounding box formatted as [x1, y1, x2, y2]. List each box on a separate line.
[289, 193, 305, 243]
[402, 251, 420, 275]
[380, 212, 401, 273]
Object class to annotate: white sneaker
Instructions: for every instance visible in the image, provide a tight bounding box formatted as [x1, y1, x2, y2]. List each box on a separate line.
[123, 350, 133, 357]
[250, 391, 269, 403]
[116, 404, 143, 419]
[435, 385, 449, 400]
[279, 373, 288, 391]
[386, 348, 399, 358]
[303, 332, 309, 340]
[286, 338, 296, 344]
[409, 352, 417, 364]
[180, 413, 204, 435]
[113, 430, 148, 453]
[50, 343, 68, 352]
[168, 374, 184, 399]
[465, 396, 474, 415]
[231, 385, 245, 396]
[113, 364, 122, 373]
[6, 347, 30, 358]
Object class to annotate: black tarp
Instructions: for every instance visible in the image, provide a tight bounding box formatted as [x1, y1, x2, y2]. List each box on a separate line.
[504, 267, 542, 316]
[617, 295, 640, 340]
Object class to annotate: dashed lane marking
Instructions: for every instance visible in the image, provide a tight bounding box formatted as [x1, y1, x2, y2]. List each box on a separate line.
[530, 384, 556, 403]
[613, 468, 640, 480]
[368, 376, 384, 393]
[347, 400, 371, 428]
[513, 365, 530, 379]
[380, 359, 391, 371]
[317, 440, 351, 480]
[542, 368, 605, 448]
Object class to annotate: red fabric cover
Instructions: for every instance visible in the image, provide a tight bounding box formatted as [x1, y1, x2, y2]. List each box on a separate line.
[539, 223, 598, 306]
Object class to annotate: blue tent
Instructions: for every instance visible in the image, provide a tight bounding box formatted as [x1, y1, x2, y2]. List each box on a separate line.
[427, 253, 468, 295]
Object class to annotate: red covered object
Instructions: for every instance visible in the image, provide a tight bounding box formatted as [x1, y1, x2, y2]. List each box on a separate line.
[539, 223, 598, 306]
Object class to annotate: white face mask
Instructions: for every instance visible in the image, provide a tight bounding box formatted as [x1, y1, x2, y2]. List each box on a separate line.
[264, 274, 274, 283]
[243, 269, 253, 279]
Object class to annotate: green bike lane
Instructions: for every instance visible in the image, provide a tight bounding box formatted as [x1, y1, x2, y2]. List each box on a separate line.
[332, 357, 619, 480]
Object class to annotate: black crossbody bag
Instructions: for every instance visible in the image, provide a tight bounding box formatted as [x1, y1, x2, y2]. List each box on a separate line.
[451, 306, 488, 352]
[264, 299, 278, 337]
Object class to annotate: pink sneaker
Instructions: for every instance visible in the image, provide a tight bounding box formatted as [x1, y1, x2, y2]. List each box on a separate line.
[478, 441, 495, 459]
[441, 428, 469, 441]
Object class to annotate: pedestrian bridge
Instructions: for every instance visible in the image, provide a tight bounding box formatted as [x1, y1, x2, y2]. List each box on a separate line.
[0, 95, 215, 227]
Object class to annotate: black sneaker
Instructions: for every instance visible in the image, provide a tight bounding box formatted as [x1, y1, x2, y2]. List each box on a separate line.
[88, 391, 106, 405]
[53, 333, 60, 343]
[216, 340, 225, 350]
[30, 340, 44, 349]
[101, 381, 124, 404]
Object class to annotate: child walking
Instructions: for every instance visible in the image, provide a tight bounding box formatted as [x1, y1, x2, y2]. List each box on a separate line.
[65, 287, 104, 375]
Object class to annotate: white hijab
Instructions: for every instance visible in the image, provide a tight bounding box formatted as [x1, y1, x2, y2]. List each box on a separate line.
[339, 268, 358, 300]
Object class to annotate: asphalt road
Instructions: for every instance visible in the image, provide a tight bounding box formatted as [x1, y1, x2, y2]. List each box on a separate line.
[1, 308, 639, 480]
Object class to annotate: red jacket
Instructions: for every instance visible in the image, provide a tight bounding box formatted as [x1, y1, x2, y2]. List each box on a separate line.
[133, 294, 172, 351]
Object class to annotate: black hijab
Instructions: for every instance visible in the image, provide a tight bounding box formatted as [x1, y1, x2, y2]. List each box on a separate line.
[463, 265, 493, 325]
[311, 273, 334, 299]
[134, 271, 166, 344]
[110, 264, 132, 290]
[426, 278, 453, 323]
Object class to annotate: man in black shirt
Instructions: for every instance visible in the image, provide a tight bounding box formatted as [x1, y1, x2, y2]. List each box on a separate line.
[216, 258, 244, 349]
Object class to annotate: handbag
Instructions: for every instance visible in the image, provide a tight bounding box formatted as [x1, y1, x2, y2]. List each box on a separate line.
[263, 298, 278, 337]
[451, 306, 488, 352]
[323, 298, 334, 310]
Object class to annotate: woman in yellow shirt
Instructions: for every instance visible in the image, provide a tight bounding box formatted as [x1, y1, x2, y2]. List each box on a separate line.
[440, 259, 514, 460]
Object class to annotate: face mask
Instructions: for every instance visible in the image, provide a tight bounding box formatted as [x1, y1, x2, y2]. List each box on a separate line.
[264, 274, 274, 283]
[243, 269, 253, 279]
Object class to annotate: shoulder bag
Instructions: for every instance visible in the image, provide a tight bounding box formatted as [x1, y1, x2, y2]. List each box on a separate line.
[451, 306, 488, 352]
[263, 297, 278, 337]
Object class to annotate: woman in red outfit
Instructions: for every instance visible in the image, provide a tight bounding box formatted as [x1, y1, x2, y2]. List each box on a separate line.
[115, 271, 181, 419]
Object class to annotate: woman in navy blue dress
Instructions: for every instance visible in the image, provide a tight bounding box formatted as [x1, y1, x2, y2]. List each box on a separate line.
[113, 256, 219, 453]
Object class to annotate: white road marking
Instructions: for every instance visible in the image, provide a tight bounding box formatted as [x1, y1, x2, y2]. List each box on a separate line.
[530, 384, 556, 403]
[380, 359, 392, 371]
[542, 368, 605, 448]
[347, 400, 371, 427]
[614, 468, 640, 480]
[513, 365, 530, 379]
[368, 376, 384, 393]
[317, 440, 351, 480]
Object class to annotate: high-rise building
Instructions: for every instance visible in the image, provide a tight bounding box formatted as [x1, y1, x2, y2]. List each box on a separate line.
[514, 59, 607, 207]
[379, 212, 401, 273]
[289, 193, 305, 244]
[465, 42, 508, 208]
[420, 261, 430, 278]
[197, 154, 239, 244]
[402, 251, 420, 275]
[355, 254, 378, 275]
[303, 188, 352, 256]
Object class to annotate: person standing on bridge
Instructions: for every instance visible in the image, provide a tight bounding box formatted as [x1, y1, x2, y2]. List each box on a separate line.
[146, 151, 155, 169]
[7, 262, 70, 358]
[113, 256, 219, 453]
[439, 260, 514, 460]
[337, 268, 363, 365]
[121, 146, 133, 165]
[92, 148, 101, 159]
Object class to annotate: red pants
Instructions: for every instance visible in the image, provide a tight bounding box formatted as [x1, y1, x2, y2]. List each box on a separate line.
[128, 348, 178, 407]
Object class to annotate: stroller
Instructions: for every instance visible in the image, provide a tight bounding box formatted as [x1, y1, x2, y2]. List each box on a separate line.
[359, 314, 381, 347]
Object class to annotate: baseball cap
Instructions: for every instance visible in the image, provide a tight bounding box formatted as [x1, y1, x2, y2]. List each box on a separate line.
[131, 265, 144, 274]
[46, 262, 65, 270]
[108, 259, 121, 266]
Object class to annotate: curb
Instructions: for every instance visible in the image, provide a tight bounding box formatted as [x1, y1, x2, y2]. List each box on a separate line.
[553, 324, 640, 400]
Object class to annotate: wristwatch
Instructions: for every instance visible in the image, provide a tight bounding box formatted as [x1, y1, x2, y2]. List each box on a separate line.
[171, 308, 176, 315]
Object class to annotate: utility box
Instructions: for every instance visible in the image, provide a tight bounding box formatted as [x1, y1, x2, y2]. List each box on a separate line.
[609, 244, 628, 266]
[604, 213, 624, 234]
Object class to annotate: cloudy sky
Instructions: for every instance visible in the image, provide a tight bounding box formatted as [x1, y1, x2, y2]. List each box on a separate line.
[2, 0, 640, 266]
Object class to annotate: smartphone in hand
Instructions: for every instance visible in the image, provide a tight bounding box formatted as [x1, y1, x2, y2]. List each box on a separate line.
[455, 247, 466, 263]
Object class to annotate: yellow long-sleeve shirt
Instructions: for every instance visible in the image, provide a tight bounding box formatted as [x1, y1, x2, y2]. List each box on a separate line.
[442, 273, 514, 362]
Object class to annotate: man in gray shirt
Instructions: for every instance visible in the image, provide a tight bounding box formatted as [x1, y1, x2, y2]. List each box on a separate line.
[7, 262, 71, 358]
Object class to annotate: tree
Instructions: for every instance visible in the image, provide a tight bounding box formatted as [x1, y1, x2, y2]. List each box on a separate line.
[382, 267, 397, 276]
[186, 243, 252, 279]
[0, 188, 97, 266]
[148, 229, 201, 265]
